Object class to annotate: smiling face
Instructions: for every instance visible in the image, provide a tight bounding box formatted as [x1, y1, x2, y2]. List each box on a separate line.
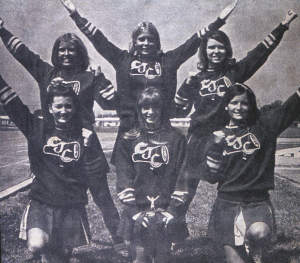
[135, 32, 158, 59]
[58, 41, 78, 70]
[227, 93, 250, 126]
[141, 105, 162, 129]
[49, 96, 76, 128]
[206, 38, 227, 68]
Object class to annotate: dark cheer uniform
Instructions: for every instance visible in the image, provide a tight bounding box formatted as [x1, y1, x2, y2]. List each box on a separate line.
[69, 11, 226, 131]
[175, 23, 290, 181]
[0, 77, 90, 247]
[205, 90, 300, 245]
[115, 126, 188, 242]
[0, 27, 122, 244]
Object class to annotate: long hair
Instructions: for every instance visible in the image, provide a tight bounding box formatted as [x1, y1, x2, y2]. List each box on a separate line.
[51, 33, 90, 71]
[129, 22, 161, 56]
[197, 30, 234, 71]
[123, 87, 170, 139]
[44, 79, 82, 133]
[223, 83, 260, 126]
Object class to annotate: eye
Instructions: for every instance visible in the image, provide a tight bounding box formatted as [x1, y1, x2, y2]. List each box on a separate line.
[65, 104, 74, 110]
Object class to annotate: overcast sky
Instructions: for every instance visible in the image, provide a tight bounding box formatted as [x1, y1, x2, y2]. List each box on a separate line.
[0, 0, 299, 113]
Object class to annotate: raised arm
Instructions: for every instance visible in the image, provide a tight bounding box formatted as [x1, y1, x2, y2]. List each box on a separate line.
[60, 0, 125, 68]
[0, 18, 52, 84]
[259, 87, 300, 137]
[0, 75, 34, 138]
[235, 10, 298, 83]
[91, 66, 119, 110]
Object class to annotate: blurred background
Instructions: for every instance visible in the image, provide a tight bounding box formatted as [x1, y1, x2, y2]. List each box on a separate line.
[0, 0, 299, 115]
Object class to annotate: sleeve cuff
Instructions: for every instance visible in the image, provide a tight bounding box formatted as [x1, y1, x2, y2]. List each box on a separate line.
[297, 87, 300, 97]
[70, 10, 80, 20]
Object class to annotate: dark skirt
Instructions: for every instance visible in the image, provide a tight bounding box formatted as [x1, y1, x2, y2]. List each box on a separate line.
[20, 200, 91, 248]
[117, 205, 189, 243]
[207, 196, 277, 246]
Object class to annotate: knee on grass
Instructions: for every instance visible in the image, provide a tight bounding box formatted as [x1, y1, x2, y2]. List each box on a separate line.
[246, 222, 271, 246]
[27, 228, 49, 253]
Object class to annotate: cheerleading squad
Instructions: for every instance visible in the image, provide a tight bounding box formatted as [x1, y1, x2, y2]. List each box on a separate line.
[0, 0, 299, 262]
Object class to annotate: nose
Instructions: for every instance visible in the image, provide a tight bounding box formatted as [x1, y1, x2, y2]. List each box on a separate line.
[61, 107, 67, 113]
[214, 47, 219, 53]
[64, 49, 70, 55]
[236, 103, 241, 109]
[144, 38, 149, 45]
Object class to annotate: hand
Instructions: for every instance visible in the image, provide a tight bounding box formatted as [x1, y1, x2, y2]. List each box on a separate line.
[282, 10, 298, 28]
[132, 212, 150, 228]
[212, 130, 225, 144]
[90, 66, 102, 77]
[219, 0, 238, 21]
[0, 18, 4, 29]
[60, 0, 77, 14]
[186, 71, 198, 85]
[161, 211, 174, 225]
[82, 128, 93, 146]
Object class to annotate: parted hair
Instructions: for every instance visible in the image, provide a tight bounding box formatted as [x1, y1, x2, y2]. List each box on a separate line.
[51, 33, 90, 71]
[129, 22, 161, 56]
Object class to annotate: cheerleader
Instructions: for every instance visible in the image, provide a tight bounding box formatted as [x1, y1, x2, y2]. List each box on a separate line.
[204, 83, 300, 263]
[115, 87, 189, 262]
[0, 76, 92, 262]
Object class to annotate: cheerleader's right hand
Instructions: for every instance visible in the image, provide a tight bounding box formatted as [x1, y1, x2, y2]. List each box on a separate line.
[60, 0, 77, 14]
[0, 18, 4, 29]
[282, 10, 298, 27]
[219, 0, 238, 21]
[212, 130, 225, 144]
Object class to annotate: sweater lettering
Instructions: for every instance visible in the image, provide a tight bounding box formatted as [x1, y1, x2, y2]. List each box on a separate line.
[223, 133, 260, 156]
[43, 136, 81, 162]
[130, 60, 161, 79]
[199, 76, 232, 97]
[132, 142, 169, 168]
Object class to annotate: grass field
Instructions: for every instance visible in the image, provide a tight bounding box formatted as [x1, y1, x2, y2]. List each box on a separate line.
[1, 162, 300, 262]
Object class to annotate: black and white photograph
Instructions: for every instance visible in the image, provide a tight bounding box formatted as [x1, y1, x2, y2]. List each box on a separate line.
[1, 0, 300, 262]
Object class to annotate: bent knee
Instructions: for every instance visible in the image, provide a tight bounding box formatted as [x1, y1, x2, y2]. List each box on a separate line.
[27, 228, 49, 253]
[247, 222, 271, 242]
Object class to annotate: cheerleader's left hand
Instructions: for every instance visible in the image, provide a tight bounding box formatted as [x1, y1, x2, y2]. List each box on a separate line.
[82, 128, 93, 146]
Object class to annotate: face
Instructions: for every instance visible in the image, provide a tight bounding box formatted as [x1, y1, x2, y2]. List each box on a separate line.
[141, 105, 162, 127]
[227, 93, 250, 125]
[135, 32, 158, 58]
[206, 38, 227, 67]
[49, 96, 76, 127]
[58, 41, 78, 69]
